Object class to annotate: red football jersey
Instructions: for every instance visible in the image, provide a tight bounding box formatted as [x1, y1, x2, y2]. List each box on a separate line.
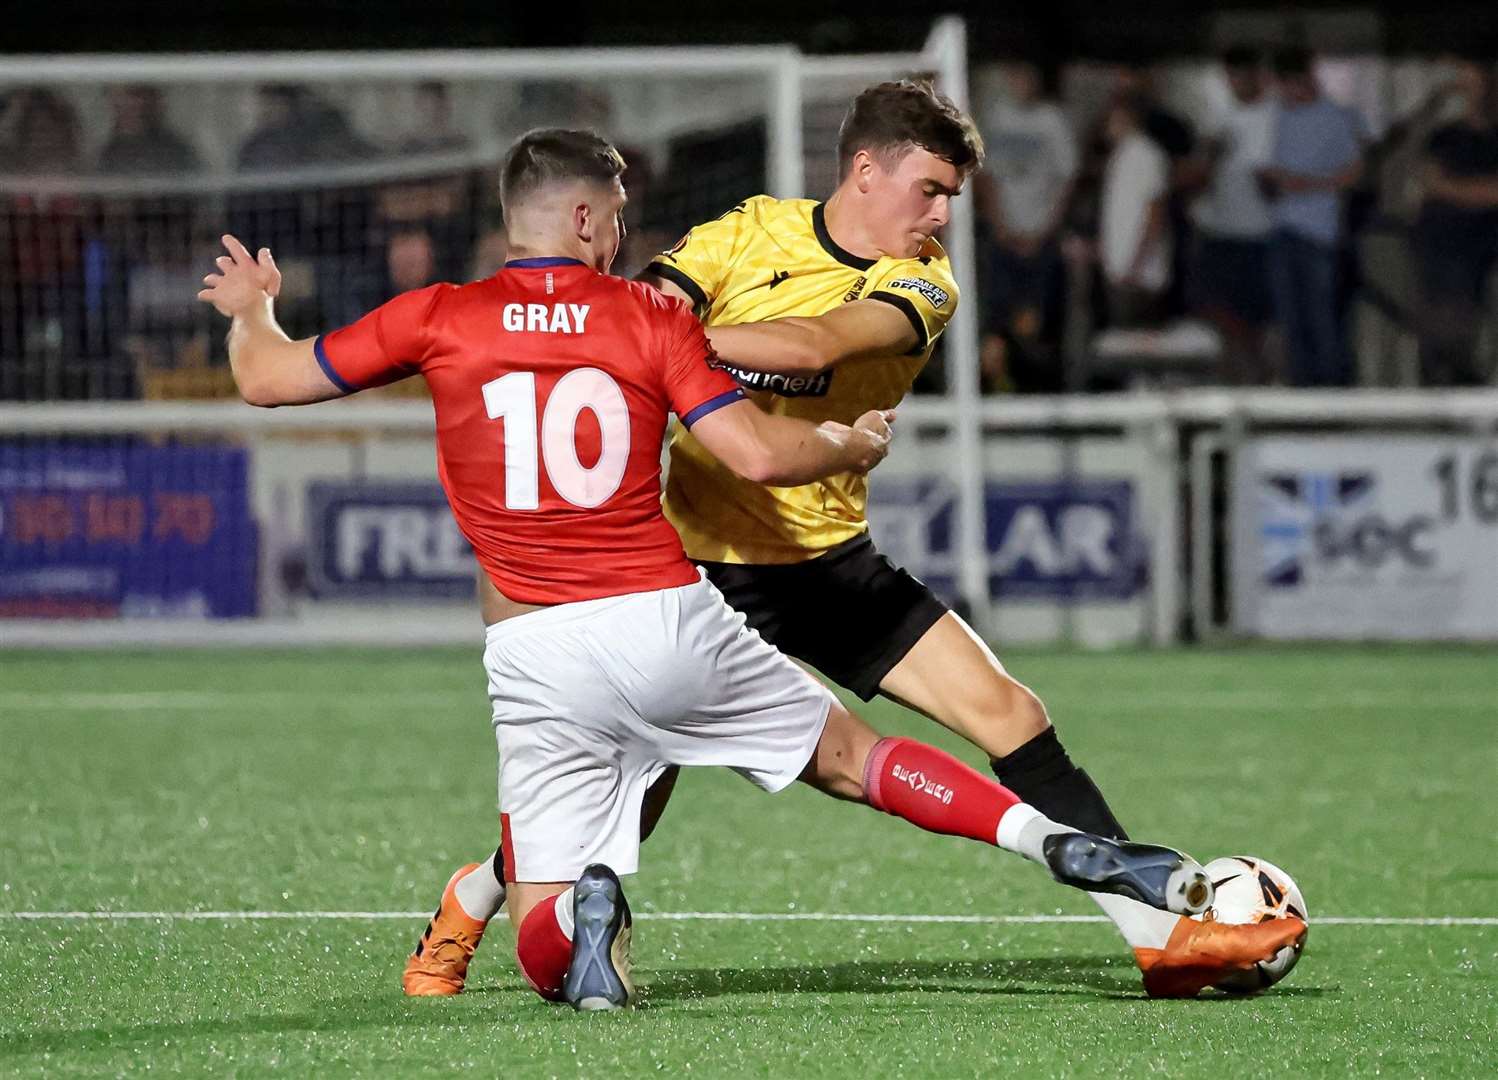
[316, 258, 744, 604]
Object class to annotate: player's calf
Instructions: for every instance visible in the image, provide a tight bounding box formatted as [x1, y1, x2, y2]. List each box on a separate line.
[807, 713, 1210, 916]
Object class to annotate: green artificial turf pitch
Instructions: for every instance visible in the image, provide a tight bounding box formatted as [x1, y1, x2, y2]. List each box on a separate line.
[1, 644, 1495, 1077]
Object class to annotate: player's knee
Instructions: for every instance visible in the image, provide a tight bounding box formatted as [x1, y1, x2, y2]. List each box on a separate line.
[961, 675, 1051, 747]
[514, 899, 570, 1003]
[1005, 680, 1051, 741]
[804, 703, 878, 801]
[514, 940, 567, 1002]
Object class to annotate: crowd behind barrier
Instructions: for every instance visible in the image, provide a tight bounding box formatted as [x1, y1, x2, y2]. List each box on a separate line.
[2, 50, 1496, 402]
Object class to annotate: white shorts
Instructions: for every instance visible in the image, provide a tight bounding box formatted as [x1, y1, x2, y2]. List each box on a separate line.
[485, 573, 835, 882]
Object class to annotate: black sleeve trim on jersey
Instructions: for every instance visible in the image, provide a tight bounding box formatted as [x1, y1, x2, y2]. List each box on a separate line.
[867, 291, 929, 355]
[645, 261, 709, 312]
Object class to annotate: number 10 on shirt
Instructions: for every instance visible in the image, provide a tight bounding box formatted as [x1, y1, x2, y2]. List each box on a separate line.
[482, 368, 632, 510]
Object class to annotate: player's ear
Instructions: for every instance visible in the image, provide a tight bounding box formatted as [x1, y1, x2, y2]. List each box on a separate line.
[852, 149, 877, 193]
[574, 202, 593, 242]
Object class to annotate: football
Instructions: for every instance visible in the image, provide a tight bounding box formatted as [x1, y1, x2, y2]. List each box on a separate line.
[1199, 856, 1308, 993]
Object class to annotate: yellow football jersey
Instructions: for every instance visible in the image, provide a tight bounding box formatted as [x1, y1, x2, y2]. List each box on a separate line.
[649, 194, 959, 565]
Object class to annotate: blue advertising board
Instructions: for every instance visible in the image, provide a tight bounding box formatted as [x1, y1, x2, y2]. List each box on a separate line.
[305, 480, 476, 600]
[868, 476, 1147, 602]
[0, 442, 257, 618]
[300, 475, 1144, 605]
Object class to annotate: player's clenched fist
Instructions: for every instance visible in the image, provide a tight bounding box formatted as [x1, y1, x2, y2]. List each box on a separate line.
[841, 408, 897, 474]
[197, 234, 282, 318]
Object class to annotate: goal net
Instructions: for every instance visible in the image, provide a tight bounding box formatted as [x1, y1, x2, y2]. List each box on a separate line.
[0, 52, 802, 401]
[1, 25, 983, 644]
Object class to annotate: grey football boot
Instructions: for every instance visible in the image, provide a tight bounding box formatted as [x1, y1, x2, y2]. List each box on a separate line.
[563, 864, 635, 1011]
[1044, 833, 1214, 915]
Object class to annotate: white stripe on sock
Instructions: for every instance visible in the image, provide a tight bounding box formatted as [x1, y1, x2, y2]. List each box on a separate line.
[554, 888, 575, 940]
[453, 863, 506, 922]
[995, 803, 1045, 857]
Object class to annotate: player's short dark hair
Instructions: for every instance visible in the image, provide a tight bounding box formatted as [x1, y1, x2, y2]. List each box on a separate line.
[836, 79, 984, 178]
[500, 128, 626, 213]
[1272, 47, 1315, 79]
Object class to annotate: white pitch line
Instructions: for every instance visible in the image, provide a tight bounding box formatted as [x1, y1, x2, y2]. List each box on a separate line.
[2, 911, 1495, 927]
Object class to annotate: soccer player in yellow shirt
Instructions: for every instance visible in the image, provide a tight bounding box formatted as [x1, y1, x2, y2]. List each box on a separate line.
[406, 81, 1304, 1001]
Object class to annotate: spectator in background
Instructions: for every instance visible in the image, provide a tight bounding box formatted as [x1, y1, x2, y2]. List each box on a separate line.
[379, 82, 474, 286]
[1114, 64, 1198, 317]
[238, 85, 373, 169]
[468, 222, 509, 281]
[0, 89, 90, 398]
[233, 86, 379, 332]
[975, 60, 1077, 392]
[387, 229, 438, 292]
[1190, 47, 1277, 384]
[1414, 59, 1498, 386]
[0, 88, 82, 173]
[1114, 65, 1196, 163]
[94, 86, 204, 395]
[1099, 95, 1172, 326]
[1260, 48, 1364, 387]
[398, 82, 470, 155]
[97, 86, 200, 174]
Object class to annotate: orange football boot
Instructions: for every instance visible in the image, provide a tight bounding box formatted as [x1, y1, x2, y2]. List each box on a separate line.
[1134, 913, 1308, 998]
[402, 863, 491, 996]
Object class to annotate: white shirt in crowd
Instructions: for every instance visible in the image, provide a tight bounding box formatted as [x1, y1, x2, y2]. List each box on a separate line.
[1100, 130, 1172, 290]
[981, 99, 1079, 237]
[1193, 95, 1278, 239]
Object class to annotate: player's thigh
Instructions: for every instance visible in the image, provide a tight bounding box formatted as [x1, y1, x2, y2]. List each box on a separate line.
[877, 611, 1050, 757]
[486, 615, 663, 890]
[495, 719, 655, 889]
[507, 881, 572, 932]
[659, 579, 837, 795]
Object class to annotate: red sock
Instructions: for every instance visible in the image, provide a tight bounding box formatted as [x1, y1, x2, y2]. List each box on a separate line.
[863, 737, 1022, 846]
[515, 891, 573, 1002]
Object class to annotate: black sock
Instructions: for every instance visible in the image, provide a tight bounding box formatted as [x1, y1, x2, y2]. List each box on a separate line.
[992, 727, 1129, 841]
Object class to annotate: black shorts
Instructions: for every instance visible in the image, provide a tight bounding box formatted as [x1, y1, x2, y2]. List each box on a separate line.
[695, 534, 949, 701]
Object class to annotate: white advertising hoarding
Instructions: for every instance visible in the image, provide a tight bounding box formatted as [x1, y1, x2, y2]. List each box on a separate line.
[1231, 436, 1498, 639]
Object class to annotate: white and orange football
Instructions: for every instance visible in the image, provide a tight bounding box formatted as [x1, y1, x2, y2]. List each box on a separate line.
[1199, 855, 1308, 992]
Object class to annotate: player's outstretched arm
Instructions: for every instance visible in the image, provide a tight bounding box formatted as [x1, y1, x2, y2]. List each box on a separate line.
[703, 301, 919, 377]
[689, 400, 894, 486]
[197, 234, 342, 407]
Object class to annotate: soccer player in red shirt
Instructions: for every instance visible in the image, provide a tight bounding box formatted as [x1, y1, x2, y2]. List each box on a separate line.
[199, 128, 1244, 1011]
